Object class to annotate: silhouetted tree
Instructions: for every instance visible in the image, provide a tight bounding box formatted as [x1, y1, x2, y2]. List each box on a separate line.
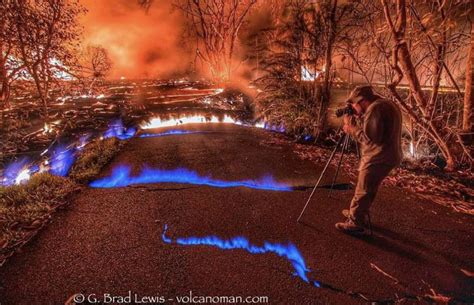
[11, 0, 85, 123]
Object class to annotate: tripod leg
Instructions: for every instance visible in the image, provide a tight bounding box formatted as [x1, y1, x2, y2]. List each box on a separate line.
[329, 134, 349, 192]
[354, 138, 361, 160]
[297, 133, 346, 223]
[367, 213, 373, 236]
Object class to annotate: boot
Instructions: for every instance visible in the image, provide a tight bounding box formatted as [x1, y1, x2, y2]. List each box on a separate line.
[341, 209, 370, 227]
[335, 217, 365, 234]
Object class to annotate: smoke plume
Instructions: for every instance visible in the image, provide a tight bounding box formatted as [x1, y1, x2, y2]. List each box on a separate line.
[79, 0, 191, 79]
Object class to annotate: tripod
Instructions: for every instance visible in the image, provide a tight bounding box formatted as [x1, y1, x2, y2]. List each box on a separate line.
[297, 131, 351, 223]
[297, 130, 372, 235]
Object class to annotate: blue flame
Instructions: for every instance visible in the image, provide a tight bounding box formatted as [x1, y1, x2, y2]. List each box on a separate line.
[77, 133, 91, 150]
[264, 122, 286, 133]
[1, 158, 32, 186]
[139, 130, 205, 138]
[103, 119, 136, 140]
[49, 145, 75, 177]
[162, 225, 320, 287]
[89, 165, 291, 191]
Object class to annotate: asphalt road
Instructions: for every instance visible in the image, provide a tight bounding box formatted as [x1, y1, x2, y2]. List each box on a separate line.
[1, 124, 473, 305]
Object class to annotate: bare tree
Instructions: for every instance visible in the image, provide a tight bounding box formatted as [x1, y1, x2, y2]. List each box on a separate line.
[0, 0, 26, 110]
[317, 0, 346, 134]
[254, 0, 325, 138]
[380, 0, 471, 169]
[11, 0, 84, 123]
[336, 0, 472, 169]
[174, 0, 257, 82]
[78, 45, 112, 92]
[463, 6, 473, 133]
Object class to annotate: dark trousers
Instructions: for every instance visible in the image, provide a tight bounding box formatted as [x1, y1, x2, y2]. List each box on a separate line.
[349, 164, 394, 223]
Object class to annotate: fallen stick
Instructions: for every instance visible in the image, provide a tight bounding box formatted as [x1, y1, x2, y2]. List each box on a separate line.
[370, 263, 400, 284]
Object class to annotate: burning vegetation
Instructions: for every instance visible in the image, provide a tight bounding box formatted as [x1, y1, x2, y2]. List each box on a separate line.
[0, 1, 474, 303]
[0, 0, 472, 233]
[1, 1, 473, 199]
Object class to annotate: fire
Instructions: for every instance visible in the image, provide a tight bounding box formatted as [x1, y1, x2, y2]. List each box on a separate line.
[103, 119, 137, 140]
[141, 114, 244, 129]
[49, 146, 76, 177]
[1, 119, 136, 186]
[1, 158, 32, 186]
[15, 168, 31, 185]
[141, 114, 286, 134]
[409, 141, 415, 157]
[77, 134, 91, 150]
[161, 225, 320, 287]
[301, 66, 322, 81]
[42, 120, 62, 134]
[89, 165, 291, 191]
[43, 123, 53, 134]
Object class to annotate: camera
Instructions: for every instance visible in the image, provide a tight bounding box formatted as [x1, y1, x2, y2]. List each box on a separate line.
[335, 104, 355, 118]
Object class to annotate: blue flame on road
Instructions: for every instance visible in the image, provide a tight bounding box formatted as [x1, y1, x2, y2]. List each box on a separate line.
[139, 130, 205, 138]
[89, 165, 291, 191]
[103, 119, 137, 140]
[162, 225, 320, 287]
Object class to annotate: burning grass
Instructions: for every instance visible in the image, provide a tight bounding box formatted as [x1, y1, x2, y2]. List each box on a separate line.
[0, 173, 78, 266]
[69, 137, 123, 184]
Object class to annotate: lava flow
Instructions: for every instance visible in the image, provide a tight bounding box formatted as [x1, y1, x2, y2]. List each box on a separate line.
[139, 130, 207, 138]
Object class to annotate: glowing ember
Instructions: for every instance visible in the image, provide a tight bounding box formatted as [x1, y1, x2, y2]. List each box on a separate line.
[161, 225, 320, 287]
[89, 165, 291, 191]
[139, 130, 206, 138]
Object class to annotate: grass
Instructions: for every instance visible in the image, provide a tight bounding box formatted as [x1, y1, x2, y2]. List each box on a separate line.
[0, 173, 78, 264]
[69, 137, 122, 184]
[0, 136, 124, 265]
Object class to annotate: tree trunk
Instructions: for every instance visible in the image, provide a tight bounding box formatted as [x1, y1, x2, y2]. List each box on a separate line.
[0, 54, 10, 110]
[381, 0, 467, 170]
[31, 69, 50, 124]
[463, 11, 474, 133]
[319, 0, 338, 136]
[0, 78, 10, 110]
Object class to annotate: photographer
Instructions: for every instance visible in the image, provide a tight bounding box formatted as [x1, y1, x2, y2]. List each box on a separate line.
[335, 86, 402, 234]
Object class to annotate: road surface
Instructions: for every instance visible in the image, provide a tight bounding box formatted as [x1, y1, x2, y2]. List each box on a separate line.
[1, 124, 473, 305]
